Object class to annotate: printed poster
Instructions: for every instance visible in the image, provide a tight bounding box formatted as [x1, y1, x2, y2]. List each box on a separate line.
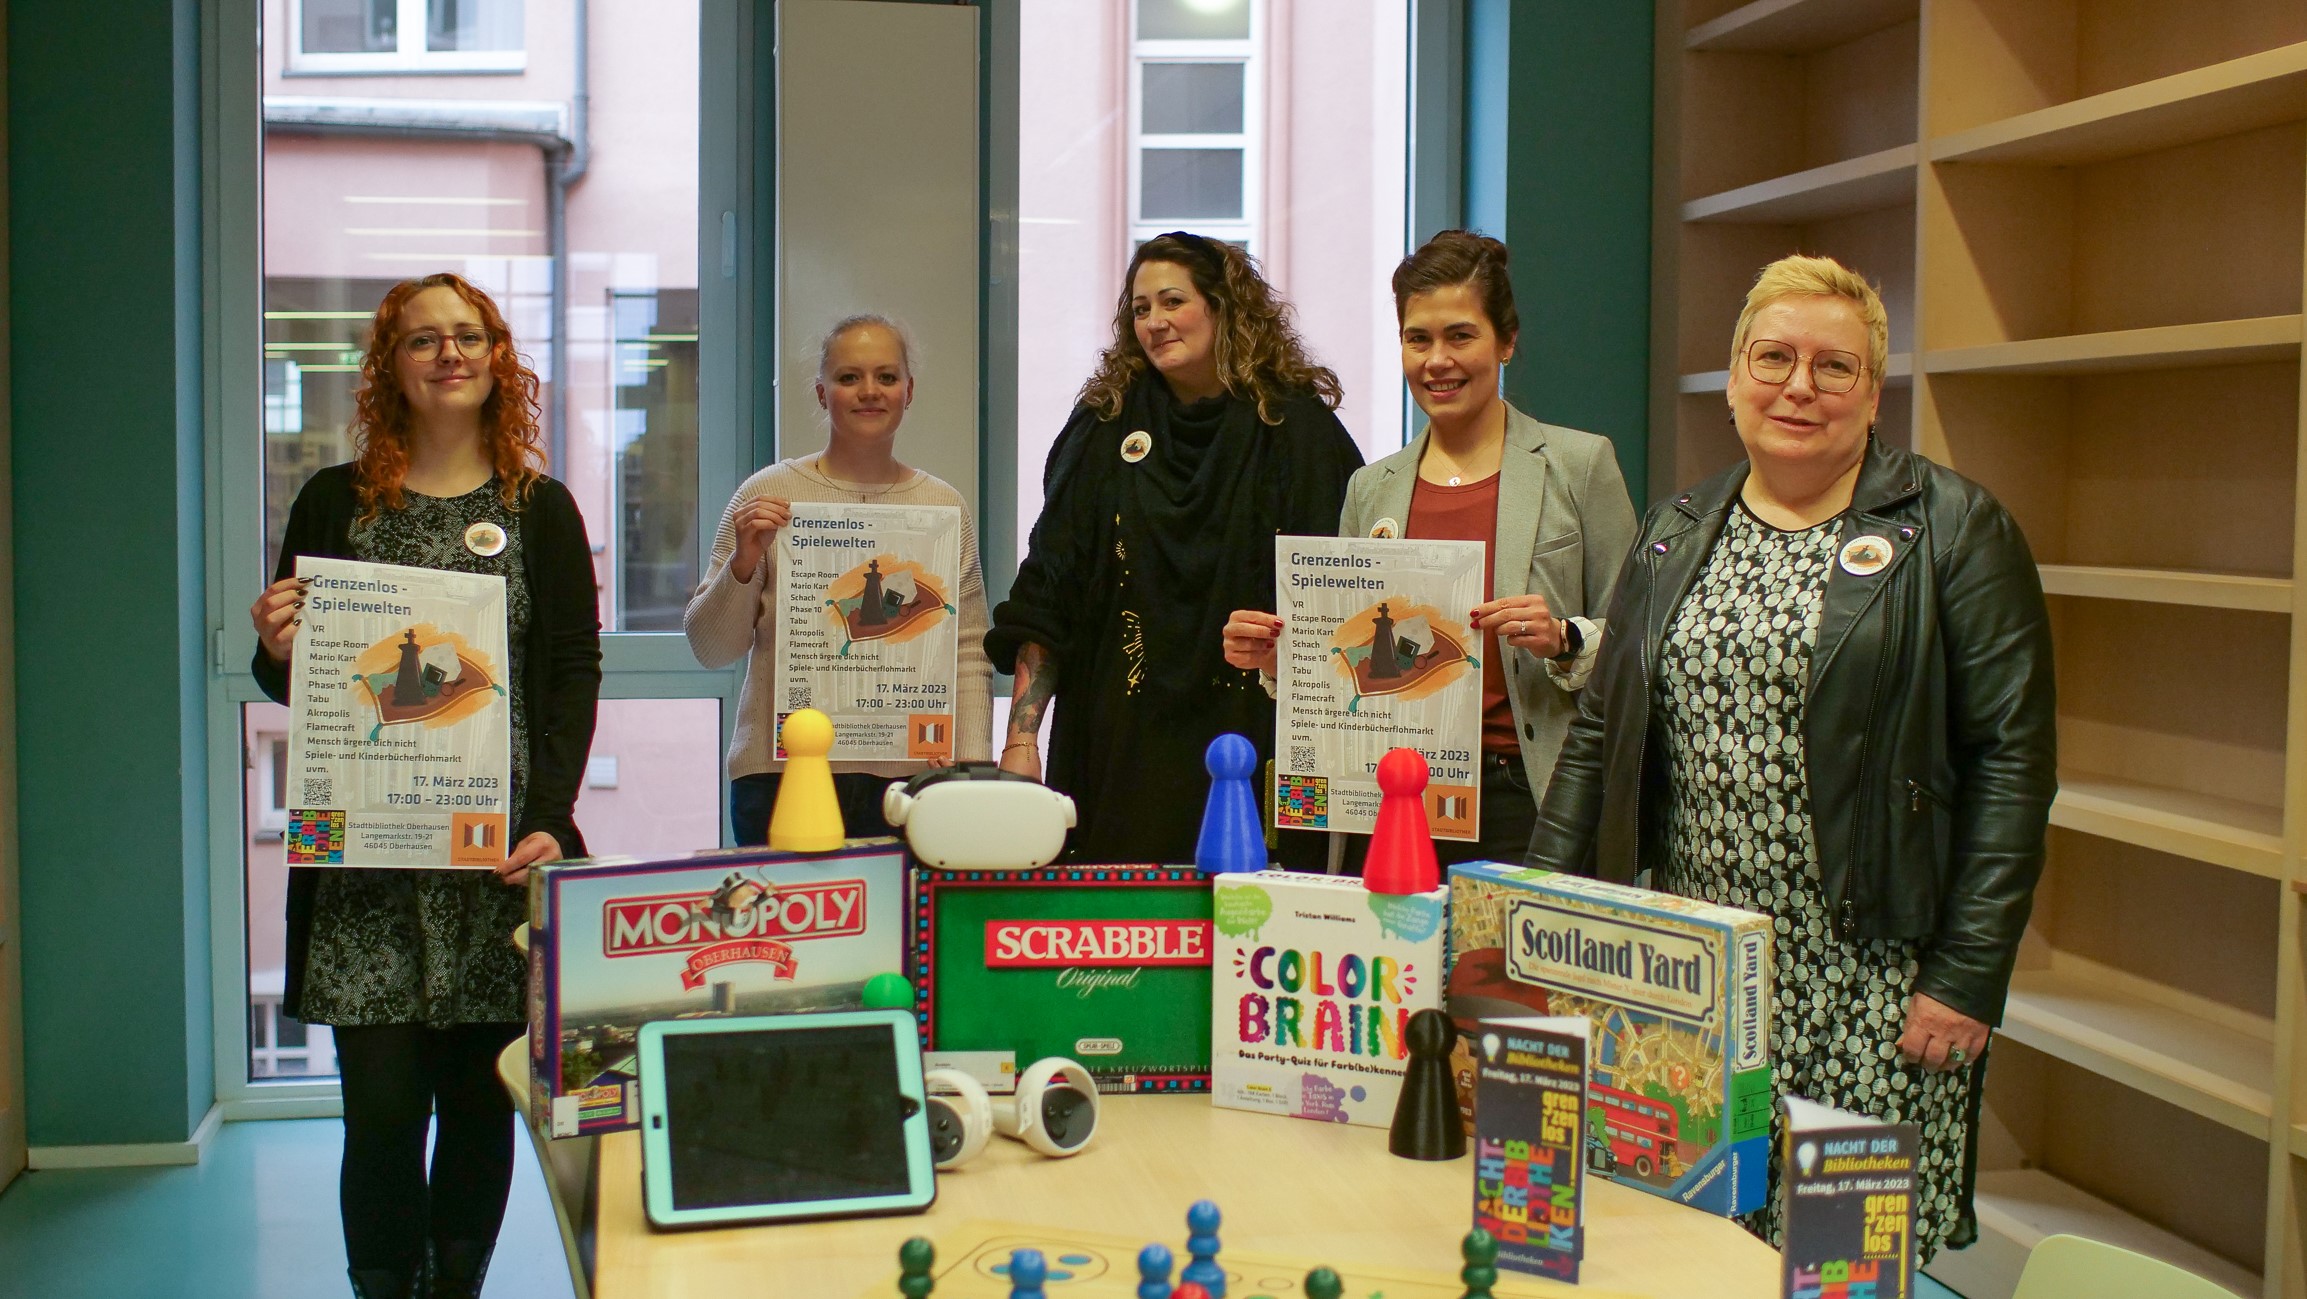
[288, 556, 512, 868]
[1273, 535, 1487, 840]
[774, 502, 962, 762]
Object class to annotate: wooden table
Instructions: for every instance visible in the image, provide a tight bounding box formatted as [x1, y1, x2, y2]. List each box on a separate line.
[585, 1096, 1779, 1299]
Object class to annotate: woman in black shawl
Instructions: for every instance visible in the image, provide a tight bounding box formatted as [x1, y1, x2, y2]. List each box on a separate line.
[988, 233, 1363, 863]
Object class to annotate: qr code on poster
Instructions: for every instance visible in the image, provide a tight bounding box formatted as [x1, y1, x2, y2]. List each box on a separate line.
[1275, 774, 1329, 829]
[301, 777, 334, 806]
[287, 809, 348, 864]
[1290, 745, 1317, 770]
[785, 683, 812, 710]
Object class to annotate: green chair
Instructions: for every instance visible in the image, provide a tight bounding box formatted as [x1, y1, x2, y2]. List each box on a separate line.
[2012, 1234, 2241, 1299]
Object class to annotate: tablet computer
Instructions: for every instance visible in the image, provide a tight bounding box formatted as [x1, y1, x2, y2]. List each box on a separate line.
[636, 1010, 937, 1229]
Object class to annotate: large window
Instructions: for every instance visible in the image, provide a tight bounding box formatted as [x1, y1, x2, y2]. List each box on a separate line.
[1131, 0, 1260, 251]
[231, 0, 727, 1099]
[293, 0, 527, 73]
[1015, 0, 1412, 555]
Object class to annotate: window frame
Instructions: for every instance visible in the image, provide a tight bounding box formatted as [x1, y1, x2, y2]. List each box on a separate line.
[1125, 5, 1263, 254]
[205, 0, 760, 1118]
[285, 0, 529, 77]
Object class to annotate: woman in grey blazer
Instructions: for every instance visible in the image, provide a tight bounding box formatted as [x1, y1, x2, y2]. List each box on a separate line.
[1224, 231, 1638, 864]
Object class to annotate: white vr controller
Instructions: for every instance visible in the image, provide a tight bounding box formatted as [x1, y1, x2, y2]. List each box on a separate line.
[922, 1057, 1099, 1168]
[882, 764, 1077, 870]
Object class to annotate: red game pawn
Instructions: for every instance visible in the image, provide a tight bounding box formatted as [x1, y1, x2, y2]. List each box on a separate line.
[1172, 1287, 1213, 1299]
[1364, 748, 1439, 895]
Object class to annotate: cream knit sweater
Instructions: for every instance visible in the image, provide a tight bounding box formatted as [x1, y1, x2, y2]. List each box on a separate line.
[683, 457, 995, 779]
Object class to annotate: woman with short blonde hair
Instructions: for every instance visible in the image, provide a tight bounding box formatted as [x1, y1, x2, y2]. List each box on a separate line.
[1529, 253, 2056, 1261]
[683, 313, 995, 843]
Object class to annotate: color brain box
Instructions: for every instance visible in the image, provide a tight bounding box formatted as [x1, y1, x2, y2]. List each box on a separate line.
[528, 843, 907, 1137]
[913, 866, 1214, 1091]
[1447, 862, 1774, 1216]
[1209, 870, 1445, 1126]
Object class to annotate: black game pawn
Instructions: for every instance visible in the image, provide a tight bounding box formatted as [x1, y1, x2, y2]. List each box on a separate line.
[1389, 1008, 1468, 1160]
[1303, 1267, 1344, 1299]
[1459, 1227, 1499, 1299]
[897, 1237, 934, 1299]
[1368, 602, 1403, 680]
[860, 559, 889, 627]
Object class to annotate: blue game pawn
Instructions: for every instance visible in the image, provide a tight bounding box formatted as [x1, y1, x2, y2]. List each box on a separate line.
[1137, 1242, 1174, 1299]
[1195, 734, 1264, 875]
[1007, 1248, 1048, 1299]
[1181, 1199, 1226, 1298]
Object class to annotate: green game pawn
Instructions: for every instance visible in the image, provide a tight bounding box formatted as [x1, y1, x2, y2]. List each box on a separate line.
[1302, 1266, 1344, 1299]
[897, 1236, 935, 1299]
[1459, 1228, 1498, 1299]
[863, 971, 914, 1011]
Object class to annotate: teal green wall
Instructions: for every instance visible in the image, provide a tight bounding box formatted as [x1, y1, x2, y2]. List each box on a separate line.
[1465, 0, 1654, 498]
[9, 0, 211, 1146]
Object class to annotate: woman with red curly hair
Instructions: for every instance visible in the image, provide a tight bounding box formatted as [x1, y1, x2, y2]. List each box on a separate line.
[247, 273, 601, 1299]
[987, 233, 1362, 863]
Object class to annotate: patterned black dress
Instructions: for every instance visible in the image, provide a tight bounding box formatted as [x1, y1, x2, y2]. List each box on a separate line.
[1655, 502, 1973, 1262]
[298, 482, 533, 1028]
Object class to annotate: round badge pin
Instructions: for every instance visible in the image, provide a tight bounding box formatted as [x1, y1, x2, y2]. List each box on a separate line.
[1369, 517, 1399, 540]
[1120, 430, 1153, 464]
[1838, 534, 1893, 576]
[464, 521, 508, 558]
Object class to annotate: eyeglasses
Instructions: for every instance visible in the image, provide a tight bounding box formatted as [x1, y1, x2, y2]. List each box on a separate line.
[1744, 339, 1866, 394]
[400, 327, 494, 363]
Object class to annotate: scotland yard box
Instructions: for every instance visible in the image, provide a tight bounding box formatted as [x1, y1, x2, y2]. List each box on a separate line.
[528, 843, 907, 1137]
[913, 866, 1214, 1092]
[1447, 862, 1774, 1216]
[1209, 870, 1446, 1126]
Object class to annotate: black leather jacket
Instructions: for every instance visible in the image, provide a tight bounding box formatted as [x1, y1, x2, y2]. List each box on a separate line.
[1526, 439, 2057, 1025]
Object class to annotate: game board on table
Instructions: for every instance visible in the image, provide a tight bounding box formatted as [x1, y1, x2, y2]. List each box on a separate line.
[863, 1218, 1639, 1299]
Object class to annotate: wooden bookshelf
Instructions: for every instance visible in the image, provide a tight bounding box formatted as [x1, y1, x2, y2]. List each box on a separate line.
[2037, 566, 2293, 614]
[1923, 317, 2305, 377]
[1652, 0, 2307, 1293]
[1684, 0, 1917, 56]
[1929, 43, 2307, 167]
[2050, 773, 2285, 881]
[1999, 956, 2275, 1138]
[1682, 144, 1916, 224]
[1930, 1169, 2262, 1299]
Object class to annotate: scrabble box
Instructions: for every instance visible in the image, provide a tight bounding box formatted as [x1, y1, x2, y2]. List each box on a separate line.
[527, 843, 907, 1137]
[1447, 862, 1774, 1217]
[1208, 870, 1445, 1126]
[913, 866, 1213, 1092]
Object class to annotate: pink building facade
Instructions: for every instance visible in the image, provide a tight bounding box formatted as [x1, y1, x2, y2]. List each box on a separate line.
[240, 0, 1411, 1079]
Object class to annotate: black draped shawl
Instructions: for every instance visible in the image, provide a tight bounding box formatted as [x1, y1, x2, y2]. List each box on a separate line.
[988, 376, 1363, 863]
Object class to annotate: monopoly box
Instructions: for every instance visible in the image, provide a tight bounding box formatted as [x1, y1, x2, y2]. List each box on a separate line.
[913, 866, 1214, 1093]
[1446, 861, 1774, 1216]
[527, 842, 907, 1137]
[1208, 870, 1445, 1126]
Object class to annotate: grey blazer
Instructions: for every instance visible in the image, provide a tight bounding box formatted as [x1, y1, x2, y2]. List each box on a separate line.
[1336, 404, 1638, 803]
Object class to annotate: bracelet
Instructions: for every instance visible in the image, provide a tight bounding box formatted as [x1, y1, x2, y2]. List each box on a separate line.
[1004, 738, 1038, 752]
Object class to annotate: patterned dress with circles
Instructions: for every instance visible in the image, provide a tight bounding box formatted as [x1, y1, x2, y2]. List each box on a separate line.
[1655, 503, 1973, 1262]
[298, 481, 533, 1028]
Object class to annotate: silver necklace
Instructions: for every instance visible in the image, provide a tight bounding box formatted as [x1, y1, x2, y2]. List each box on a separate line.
[810, 454, 905, 502]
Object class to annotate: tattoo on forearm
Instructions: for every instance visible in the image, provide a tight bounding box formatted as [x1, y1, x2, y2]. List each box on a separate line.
[1010, 643, 1058, 736]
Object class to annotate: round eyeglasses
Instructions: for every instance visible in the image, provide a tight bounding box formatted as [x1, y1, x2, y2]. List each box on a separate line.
[1744, 339, 1866, 394]
[400, 327, 494, 363]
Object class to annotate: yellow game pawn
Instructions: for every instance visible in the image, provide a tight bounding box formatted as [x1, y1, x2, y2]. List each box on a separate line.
[769, 708, 846, 851]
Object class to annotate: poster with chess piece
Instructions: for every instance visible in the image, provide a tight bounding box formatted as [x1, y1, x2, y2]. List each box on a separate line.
[1272, 535, 1486, 840]
[773, 502, 963, 763]
[287, 556, 512, 868]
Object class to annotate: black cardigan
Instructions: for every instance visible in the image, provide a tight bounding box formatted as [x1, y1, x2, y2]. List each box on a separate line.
[254, 463, 603, 1016]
